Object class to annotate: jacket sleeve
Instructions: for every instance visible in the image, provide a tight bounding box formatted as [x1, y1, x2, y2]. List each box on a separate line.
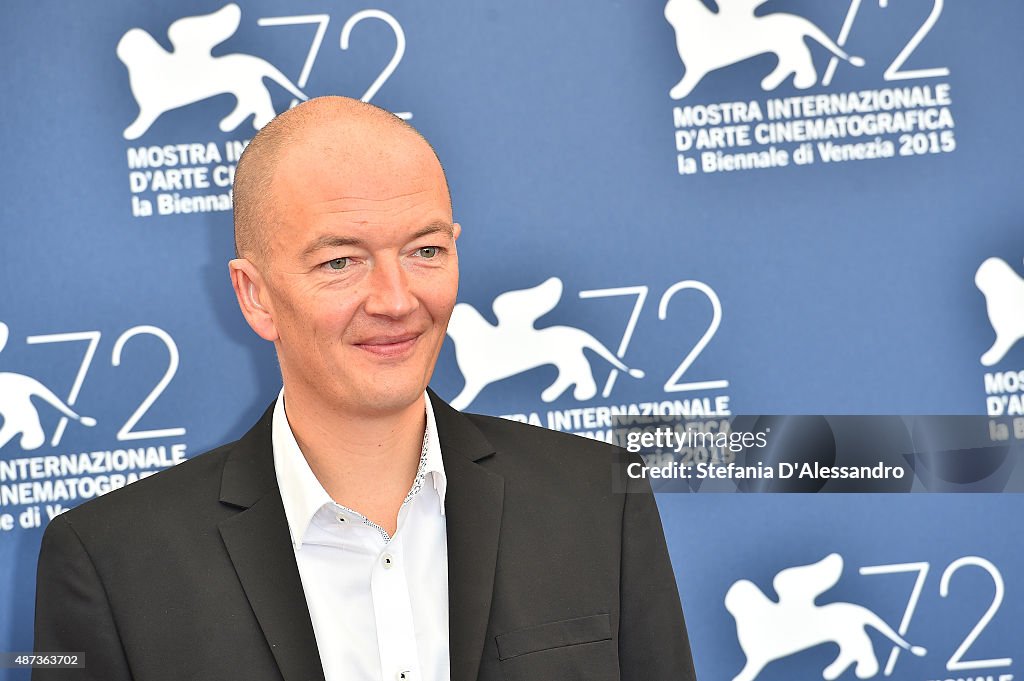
[33, 514, 133, 681]
[617, 455, 698, 681]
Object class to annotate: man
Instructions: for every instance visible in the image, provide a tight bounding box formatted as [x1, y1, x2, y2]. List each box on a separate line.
[34, 97, 695, 681]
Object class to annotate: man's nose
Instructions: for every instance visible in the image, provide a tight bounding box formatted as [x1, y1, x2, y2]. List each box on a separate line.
[363, 258, 418, 318]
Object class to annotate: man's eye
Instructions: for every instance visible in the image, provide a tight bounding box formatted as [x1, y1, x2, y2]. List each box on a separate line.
[417, 247, 439, 258]
[326, 258, 349, 270]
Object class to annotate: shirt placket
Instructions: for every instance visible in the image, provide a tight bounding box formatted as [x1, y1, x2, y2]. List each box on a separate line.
[370, 532, 421, 681]
[299, 422, 434, 681]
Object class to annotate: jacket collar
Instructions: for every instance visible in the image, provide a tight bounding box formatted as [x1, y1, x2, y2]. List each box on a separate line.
[217, 401, 325, 681]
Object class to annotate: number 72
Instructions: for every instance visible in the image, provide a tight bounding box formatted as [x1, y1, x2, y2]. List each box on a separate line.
[860, 556, 1012, 674]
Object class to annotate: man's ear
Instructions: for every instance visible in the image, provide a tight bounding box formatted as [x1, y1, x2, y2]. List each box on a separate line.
[452, 222, 462, 241]
[228, 259, 279, 342]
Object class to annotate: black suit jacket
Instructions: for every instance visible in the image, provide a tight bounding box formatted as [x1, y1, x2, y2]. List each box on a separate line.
[34, 392, 696, 681]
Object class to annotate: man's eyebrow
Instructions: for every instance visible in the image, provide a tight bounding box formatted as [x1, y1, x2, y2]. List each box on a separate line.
[411, 221, 455, 241]
[301, 235, 366, 258]
[301, 222, 455, 259]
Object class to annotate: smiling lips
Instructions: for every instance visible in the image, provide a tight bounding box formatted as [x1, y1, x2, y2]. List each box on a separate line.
[353, 333, 421, 358]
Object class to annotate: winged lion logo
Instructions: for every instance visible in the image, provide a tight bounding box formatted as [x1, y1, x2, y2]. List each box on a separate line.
[976, 257, 1024, 367]
[664, 0, 865, 99]
[726, 553, 926, 681]
[117, 3, 307, 140]
[446, 278, 645, 410]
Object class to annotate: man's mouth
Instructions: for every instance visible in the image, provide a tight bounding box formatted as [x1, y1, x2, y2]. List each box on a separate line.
[353, 333, 421, 358]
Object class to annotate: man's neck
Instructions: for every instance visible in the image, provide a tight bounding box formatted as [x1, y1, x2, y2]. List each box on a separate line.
[281, 386, 427, 535]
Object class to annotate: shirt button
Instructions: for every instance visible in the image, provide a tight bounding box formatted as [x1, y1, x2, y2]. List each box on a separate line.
[397, 672, 412, 681]
[336, 515, 346, 523]
[382, 553, 395, 569]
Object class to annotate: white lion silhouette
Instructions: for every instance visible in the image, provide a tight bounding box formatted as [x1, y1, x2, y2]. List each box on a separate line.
[117, 3, 307, 140]
[446, 278, 644, 410]
[0, 323, 96, 451]
[726, 554, 926, 681]
[664, 0, 865, 100]
[976, 257, 1024, 367]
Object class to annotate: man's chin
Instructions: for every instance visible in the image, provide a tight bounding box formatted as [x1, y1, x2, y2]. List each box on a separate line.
[343, 383, 427, 418]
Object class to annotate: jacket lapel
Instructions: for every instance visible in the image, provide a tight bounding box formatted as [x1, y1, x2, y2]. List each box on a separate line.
[429, 391, 504, 681]
[217, 403, 326, 681]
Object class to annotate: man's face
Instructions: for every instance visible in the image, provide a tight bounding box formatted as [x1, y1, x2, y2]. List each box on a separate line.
[250, 131, 459, 417]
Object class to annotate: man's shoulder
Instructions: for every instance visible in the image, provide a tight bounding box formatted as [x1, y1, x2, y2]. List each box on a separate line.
[52, 438, 241, 539]
[457, 411, 634, 492]
[463, 411, 625, 459]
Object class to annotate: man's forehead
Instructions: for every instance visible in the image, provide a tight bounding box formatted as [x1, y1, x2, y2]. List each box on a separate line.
[273, 134, 447, 202]
[262, 133, 452, 259]
[280, 115, 435, 167]
[231, 96, 451, 264]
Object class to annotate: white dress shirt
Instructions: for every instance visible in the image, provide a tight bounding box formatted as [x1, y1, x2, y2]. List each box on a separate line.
[272, 391, 450, 681]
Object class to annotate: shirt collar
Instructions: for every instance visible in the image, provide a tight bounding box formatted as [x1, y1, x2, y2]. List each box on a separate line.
[272, 389, 447, 549]
[422, 391, 448, 511]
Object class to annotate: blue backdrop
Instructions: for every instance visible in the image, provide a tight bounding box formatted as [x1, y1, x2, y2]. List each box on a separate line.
[2, 1, 1022, 679]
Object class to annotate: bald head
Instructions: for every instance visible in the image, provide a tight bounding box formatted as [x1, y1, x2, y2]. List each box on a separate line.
[232, 96, 449, 264]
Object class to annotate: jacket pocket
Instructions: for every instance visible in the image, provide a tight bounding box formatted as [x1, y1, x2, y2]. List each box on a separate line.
[495, 614, 618, 681]
[496, 613, 612, 660]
